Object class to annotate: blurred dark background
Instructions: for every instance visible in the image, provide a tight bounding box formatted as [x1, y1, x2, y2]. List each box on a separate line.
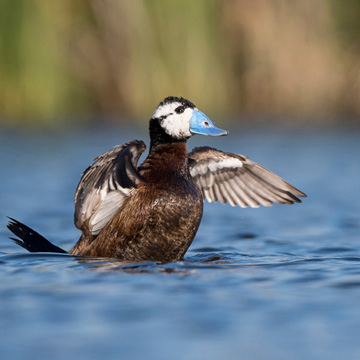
[0, 0, 360, 127]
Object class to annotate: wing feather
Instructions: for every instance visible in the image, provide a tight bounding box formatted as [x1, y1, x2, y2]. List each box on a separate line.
[74, 140, 147, 235]
[189, 146, 306, 208]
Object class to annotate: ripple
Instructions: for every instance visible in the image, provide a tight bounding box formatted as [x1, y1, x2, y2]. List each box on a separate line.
[332, 281, 360, 289]
[234, 232, 258, 240]
[313, 247, 355, 254]
[191, 247, 224, 253]
[339, 217, 360, 229]
[3, 251, 360, 275]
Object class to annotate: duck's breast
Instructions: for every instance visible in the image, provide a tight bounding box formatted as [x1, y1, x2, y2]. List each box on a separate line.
[116, 179, 203, 261]
[80, 177, 203, 262]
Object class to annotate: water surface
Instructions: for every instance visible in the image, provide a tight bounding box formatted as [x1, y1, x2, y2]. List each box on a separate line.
[1, 125, 360, 360]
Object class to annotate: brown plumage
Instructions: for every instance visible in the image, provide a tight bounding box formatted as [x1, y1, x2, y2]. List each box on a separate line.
[71, 142, 203, 262]
[7, 96, 306, 263]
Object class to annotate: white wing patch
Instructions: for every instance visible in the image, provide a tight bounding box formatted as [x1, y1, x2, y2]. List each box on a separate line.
[206, 157, 243, 173]
[90, 191, 127, 235]
[189, 146, 306, 208]
[74, 140, 146, 236]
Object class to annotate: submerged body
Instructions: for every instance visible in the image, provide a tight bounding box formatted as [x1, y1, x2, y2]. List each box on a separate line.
[8, 96, 306, 263]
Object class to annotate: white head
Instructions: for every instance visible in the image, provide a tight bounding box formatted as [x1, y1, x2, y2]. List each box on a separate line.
[151, 96, 228, 140]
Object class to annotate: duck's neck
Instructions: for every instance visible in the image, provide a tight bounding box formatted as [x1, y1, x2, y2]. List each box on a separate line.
[143, 120, 190, 181]
[147, 142, 189, 179]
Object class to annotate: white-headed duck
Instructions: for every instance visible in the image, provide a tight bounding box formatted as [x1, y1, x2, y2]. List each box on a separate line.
[8, 96, 306, 263]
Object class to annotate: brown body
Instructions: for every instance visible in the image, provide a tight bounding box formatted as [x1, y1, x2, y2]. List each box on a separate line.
[7, 96, 306, 262]
[70, 143, 203, 262]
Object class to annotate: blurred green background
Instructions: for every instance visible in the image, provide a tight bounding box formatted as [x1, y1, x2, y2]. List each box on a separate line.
[0, 0, 359, 127]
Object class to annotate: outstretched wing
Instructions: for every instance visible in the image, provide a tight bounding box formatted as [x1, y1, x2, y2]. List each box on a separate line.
[75, 140, 148, 235]
[188, 146, 306, 208]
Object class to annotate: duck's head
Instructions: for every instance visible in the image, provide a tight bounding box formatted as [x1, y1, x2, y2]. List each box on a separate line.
[150, 96, 228, 144]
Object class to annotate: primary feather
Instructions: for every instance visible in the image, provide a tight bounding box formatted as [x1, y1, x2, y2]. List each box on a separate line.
[188, 146, 306, 208]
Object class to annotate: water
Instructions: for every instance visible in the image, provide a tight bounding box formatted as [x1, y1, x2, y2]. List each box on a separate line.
[1, 124, 360, 360]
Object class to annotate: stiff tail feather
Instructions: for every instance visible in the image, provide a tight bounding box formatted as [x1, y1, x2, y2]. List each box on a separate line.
[7, 217, 67, 253]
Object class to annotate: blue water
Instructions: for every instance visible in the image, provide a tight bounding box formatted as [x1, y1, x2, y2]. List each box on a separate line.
[1, 124, 360, 360]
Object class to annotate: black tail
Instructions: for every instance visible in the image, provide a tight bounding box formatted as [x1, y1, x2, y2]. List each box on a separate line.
[7, 217, 67, 253]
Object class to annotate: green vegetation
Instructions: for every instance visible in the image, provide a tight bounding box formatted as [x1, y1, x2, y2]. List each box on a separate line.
[0, 0, 359, 125]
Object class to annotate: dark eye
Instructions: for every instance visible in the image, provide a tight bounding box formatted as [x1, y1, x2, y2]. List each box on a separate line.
[175, 106, 185, 114]
[203, 121, 210, 127]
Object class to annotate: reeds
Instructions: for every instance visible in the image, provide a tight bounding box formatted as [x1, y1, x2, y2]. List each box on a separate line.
[0, 0, 359, 125]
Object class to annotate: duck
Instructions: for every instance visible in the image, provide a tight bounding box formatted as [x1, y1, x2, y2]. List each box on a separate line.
[7, 96, 306, 263]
